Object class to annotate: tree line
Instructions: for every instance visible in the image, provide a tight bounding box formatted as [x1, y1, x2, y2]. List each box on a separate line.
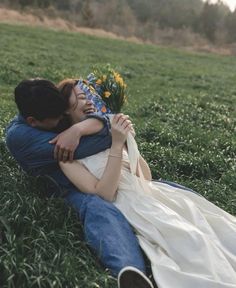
[2, 0, 236, 44]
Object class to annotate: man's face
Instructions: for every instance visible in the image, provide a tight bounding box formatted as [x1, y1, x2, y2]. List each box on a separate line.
[68, 86, 96, 123]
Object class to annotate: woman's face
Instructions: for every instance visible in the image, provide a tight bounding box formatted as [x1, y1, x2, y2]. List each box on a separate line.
[68, 86, 96, 123]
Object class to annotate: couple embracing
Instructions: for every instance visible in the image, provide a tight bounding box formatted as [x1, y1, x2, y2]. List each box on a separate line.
[6, 78, 236, 288]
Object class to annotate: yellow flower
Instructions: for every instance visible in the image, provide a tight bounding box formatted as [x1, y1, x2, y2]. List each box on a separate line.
[115, 76, 124, 87]
[96, 79, 102, 85]
[102, 75, 107, 81]
[119, 78, 124, 86]
[104, 91, 111, 98]
[113, 72, 124, 86]
[113, 71, 121, 78]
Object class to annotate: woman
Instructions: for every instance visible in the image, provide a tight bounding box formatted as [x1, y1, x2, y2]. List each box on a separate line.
[57, 78, 236, 288]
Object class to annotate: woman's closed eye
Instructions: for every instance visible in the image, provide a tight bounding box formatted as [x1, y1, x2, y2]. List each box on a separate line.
[76, 93, 86, 100]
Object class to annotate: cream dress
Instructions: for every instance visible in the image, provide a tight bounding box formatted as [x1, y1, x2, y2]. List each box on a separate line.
[79, 133, 236, 288]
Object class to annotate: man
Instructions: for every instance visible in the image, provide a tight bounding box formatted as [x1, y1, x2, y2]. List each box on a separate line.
[5, 79, 154, 288]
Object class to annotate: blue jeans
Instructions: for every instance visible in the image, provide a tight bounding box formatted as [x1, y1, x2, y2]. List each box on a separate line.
[64, 189, 146, 276]
[157, 179, 203, 197]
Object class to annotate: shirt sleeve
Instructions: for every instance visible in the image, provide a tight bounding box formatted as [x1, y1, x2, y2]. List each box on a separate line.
[85, 112, 111, 130]
[6, 118, 111, 176]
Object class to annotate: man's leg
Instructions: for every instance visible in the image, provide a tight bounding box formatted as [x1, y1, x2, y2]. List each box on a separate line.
[65, 190, 146, 276]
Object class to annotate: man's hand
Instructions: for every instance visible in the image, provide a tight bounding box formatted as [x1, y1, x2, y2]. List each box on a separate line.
[49, 118, 105, 162]
[49, 125, 81, 162]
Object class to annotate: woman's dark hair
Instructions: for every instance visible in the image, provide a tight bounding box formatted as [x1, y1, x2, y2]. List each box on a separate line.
[53, 78, 80, 132]
[15, 79, 68, 120]
[57, 78, 78, 107]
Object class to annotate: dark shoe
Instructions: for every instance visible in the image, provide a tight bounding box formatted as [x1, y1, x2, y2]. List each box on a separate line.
[118, 266, 154, 288]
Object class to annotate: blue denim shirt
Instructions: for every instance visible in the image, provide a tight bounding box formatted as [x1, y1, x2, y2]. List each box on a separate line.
[6, 114, 112, 189]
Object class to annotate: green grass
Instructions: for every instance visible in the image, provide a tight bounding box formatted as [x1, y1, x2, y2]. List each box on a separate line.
[0, 23, 236, 287]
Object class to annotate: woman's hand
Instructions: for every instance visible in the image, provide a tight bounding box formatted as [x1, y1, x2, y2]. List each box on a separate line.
[111, 114, 133, 149]
[49, 125, 81, 162]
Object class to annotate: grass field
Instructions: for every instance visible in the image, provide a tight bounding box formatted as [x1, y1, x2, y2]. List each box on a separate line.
[0, 23, 236, 287]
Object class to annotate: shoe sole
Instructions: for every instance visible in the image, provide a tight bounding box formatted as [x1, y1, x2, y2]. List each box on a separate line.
[118, 266, 154, 288]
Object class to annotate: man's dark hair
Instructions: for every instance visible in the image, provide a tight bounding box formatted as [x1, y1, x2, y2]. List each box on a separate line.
[15, 79, 68, 120]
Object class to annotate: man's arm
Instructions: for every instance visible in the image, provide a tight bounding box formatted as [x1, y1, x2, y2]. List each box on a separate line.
[6, 115, 111, 176]
[49, 118, 105, 162]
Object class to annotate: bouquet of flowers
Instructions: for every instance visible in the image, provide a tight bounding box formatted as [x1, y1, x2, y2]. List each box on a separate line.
[86, 64, 128, 114]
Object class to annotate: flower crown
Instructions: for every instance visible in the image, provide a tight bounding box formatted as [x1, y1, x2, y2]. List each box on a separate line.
[75, 65, 128, 114]
[75, 78, 111, 115]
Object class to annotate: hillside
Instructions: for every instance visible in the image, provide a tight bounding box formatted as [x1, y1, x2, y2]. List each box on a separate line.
[2, 0, 236, 48]
[0, 23, 236, 287]
[0, 7, 236, 56]
[0, 7, 134, 41]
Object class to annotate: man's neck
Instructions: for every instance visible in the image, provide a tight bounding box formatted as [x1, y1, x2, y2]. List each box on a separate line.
[51, 115, 72, 133]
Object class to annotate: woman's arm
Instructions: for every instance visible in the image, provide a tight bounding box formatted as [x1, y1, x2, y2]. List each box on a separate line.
[60, 114, 132, 202]
[60, 147, 122, 201]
